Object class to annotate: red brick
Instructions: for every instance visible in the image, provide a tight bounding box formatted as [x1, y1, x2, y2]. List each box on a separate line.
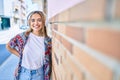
[69, 0, 106, 21]
[86, 27, 120, 60]
[73, 45, 113, 80]
[66, 53, 84, 80]
[61, 37, 73, 53]
[115, 0, 120, 18]
[66, 26, 85, 43]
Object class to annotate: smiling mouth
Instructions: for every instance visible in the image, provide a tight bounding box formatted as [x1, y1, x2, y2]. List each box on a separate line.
[33, 25, 39, 28]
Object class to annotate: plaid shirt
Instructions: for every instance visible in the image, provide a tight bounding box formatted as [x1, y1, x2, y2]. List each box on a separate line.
[9, 32, 52, 80]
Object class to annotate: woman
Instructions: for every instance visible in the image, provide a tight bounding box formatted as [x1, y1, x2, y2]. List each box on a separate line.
[6, 11, 52, 80]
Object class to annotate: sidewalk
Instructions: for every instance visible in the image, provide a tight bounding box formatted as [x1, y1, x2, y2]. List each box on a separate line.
[0, 54, 19, 80]
[0, 44, 11, 65]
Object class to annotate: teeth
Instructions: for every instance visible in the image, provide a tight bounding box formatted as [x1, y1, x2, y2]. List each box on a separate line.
[34, 26, 39, 28]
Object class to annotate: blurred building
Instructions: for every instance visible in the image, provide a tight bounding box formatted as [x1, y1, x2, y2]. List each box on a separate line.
[12, 0, 28, 28]
[0, 0, 33, 30]
[0, 0, 11, 30]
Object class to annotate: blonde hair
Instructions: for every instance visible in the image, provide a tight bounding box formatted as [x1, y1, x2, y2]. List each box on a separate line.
[26, 11, 48, 37]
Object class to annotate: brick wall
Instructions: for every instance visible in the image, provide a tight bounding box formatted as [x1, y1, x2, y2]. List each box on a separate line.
[49, 0, 120, 80]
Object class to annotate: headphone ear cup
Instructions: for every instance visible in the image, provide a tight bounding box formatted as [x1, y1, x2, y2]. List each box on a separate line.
[26, 12, 31, 26]
[27, 16, 29, 26]
[27, 20, 29, 26]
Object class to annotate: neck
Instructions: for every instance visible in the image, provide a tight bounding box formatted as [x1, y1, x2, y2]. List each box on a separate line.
[32, 31, 43, 36]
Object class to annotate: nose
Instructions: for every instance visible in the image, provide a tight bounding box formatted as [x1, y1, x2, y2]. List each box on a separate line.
[34, 20, 38, 25]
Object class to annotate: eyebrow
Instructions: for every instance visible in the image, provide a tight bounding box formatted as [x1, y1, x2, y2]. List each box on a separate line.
[30, 18, 42, 22]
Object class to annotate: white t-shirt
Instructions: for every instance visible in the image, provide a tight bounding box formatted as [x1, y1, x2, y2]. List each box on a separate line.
[21, 33, 45, 69]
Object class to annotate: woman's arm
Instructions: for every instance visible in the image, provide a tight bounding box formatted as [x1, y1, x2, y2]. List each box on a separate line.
[6, 42, 20, 57]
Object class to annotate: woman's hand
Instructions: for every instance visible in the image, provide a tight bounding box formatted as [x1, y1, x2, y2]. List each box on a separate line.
[14, 67, 18, 76]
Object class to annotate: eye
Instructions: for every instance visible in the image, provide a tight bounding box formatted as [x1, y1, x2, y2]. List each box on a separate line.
[37, 18, 42, 22]
[31, 19, 35, 22]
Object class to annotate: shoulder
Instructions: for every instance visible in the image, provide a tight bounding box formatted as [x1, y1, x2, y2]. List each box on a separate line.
[19, 31, 30, 37]
[15, 32, 25, 38]
[44, 36, 52, 46]
[45, 36, 52, 42]
[14, 31, 29, 41]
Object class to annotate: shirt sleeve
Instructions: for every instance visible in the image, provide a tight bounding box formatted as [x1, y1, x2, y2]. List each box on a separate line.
[9, 35, 18, 49]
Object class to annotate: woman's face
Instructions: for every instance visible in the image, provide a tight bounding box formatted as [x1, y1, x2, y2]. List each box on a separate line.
[30, 13, 43, 32]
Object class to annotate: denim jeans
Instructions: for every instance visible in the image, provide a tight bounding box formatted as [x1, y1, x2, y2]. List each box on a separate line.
[18, 66, 44, 80]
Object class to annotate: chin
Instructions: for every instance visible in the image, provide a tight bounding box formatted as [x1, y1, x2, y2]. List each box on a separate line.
[33, 28, 41, 31]
[33, 29, 39, 31]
